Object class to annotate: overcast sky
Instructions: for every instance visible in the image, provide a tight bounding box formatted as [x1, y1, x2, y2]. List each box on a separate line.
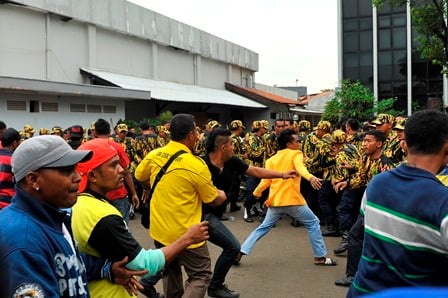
[128, 0, 338, 94]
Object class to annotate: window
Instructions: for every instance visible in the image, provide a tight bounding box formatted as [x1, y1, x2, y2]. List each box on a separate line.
[30, 100, 39, 113]
[41, 102, 58, 112]
[379, 29, 391, 49]
[344, 32, 359, 52]
[87, 104, 102, 113]
[7, 100, 26, 111]
[103, 105, 116, 113]
[70, 104, 86, 112]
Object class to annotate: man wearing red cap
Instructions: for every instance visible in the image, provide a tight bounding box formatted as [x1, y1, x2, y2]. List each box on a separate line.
[71, 137, 210, 298]
[92, 119, 139, 224]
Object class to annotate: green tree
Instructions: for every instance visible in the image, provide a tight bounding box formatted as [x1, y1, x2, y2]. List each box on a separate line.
[322, 80, 398, 123]
[373, 0, 448, 73]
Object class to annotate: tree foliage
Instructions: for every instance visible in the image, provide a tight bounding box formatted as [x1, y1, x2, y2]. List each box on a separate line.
[322, 80, 398, 123]
[373, 0, 448, 73]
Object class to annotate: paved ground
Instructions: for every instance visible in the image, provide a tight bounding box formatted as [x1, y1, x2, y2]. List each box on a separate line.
[130, 208, 350, 298]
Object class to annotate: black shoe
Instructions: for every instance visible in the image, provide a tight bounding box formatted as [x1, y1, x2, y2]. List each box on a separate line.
[220, 215, 229, 221]
[335, 276, 354, 287]
[333, 241, 349, 255]
[243, 208, 254, 223]
[230, 205, 241, 212]
[208, 284, 240, 298]
[291, 219, 301, 227]
[139, 284, 164, 298]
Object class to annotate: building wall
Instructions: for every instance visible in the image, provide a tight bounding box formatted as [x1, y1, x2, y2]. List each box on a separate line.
[0, 1, 265, 129]
[0, 91, 125, 131]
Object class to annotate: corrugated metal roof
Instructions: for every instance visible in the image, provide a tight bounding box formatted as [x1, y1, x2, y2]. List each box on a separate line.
[81, 68, 266, 109]
[226, 83, 300, 105]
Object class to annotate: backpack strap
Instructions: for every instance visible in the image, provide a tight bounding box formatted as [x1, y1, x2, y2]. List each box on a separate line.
[146, 150, 187, 202]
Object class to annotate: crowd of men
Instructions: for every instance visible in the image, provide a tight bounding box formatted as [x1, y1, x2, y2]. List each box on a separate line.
[1, 109, 448, 298]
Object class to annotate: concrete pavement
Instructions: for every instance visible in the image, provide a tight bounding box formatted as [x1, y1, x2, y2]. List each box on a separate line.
[131, 211, 349, 298]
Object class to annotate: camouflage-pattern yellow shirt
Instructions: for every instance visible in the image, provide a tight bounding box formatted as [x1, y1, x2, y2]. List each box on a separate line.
[245, 133, 267, 167]
[305, 134, 335, 180]
[333, 143, 361, 183]
[266, 133, 279, 158]
[115, 136, 138, 173]
[231, 133, 246, 160]
[348, 153, 394, 189]
[383, 131, 405, 166]
[134, 134, 159, 164]
[302, 132, 320, 160]
[297, 131, 309, 151]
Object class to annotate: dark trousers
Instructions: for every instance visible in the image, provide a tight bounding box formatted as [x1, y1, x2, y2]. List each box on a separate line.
[346, 215, 364, 277]
[203, 212, 241, 288]
[318, 180, 341, 228]
[244, 176, 260, 210]
[338, 187, 365, 231]
[301, 179, 322, 220]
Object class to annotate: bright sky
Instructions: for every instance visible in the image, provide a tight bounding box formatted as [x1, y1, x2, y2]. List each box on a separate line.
[128, 0, 338, 94]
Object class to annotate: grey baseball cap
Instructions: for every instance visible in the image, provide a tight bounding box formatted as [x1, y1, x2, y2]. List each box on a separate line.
[12, 135, 92, 182]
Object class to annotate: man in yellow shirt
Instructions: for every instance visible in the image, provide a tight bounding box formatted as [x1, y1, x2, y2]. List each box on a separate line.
[135, 114, 227, 298]
[237, 128, 337, 266]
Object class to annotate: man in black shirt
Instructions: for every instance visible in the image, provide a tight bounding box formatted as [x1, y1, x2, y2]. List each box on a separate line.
[202, 128, 296, 298]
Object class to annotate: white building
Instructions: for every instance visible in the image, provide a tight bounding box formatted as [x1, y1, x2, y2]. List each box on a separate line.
[0, 0, 268, 131]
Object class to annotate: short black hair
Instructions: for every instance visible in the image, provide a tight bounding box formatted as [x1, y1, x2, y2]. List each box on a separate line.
[346, 118, 360, 131]
[94, 118, 111, 136]
[1, 128, 20, 146]
[364, 130, 385, 143]
[278, 128, 296, 150]
[139, 121, 150, 131]
[405, 110, 448, 155]
[170, 114, 195, 141]
[0, 121, 6, 130]
[205, 128, 231, 154]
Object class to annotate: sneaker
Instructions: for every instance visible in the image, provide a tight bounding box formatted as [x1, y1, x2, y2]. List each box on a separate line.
[139, 284, 164, 298]
[129, 205, 135, 220]
[208, 284, 240, 298]
[335, 275, 354, 287]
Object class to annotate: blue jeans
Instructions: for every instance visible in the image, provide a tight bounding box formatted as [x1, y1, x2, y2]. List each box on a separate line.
[110, 196, 130, 225]
[203, 212, 241, 288]
[241, 205, 327, 258]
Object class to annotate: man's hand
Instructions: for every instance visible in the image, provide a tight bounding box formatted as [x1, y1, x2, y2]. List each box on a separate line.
[334, 181, 348, 193]
[310, 176, 323, 190]
[131, 193, 140, 209]
[111, 256, 148, 296]
[184, 221, 209, 245]
[282, 170, 297, 179]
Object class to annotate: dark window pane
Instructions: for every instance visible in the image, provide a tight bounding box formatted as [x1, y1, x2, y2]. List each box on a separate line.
[392, 14, 406, 26]
[379, 29, 391, 49]
[392, 27, 407, 48]
[358, 0, 372, 16]
[360, 31, 372, 51]
[378, 15, 391, 28]
[343, 0, 358, 18]
[394, 50, 407, 80]
[344, 53, 358, 67]
[344, 32, 359, 52]
[379, 51, 393, 81]
[344, 19, 358, 31]
[359, 17, 372, 30]
[379, 82, 392, 94]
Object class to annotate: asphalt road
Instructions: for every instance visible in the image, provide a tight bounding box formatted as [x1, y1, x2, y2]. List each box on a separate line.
[130, 210, 349, 298]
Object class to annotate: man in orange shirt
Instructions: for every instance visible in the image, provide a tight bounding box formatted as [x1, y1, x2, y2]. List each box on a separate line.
[237, 129, 337, 266]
